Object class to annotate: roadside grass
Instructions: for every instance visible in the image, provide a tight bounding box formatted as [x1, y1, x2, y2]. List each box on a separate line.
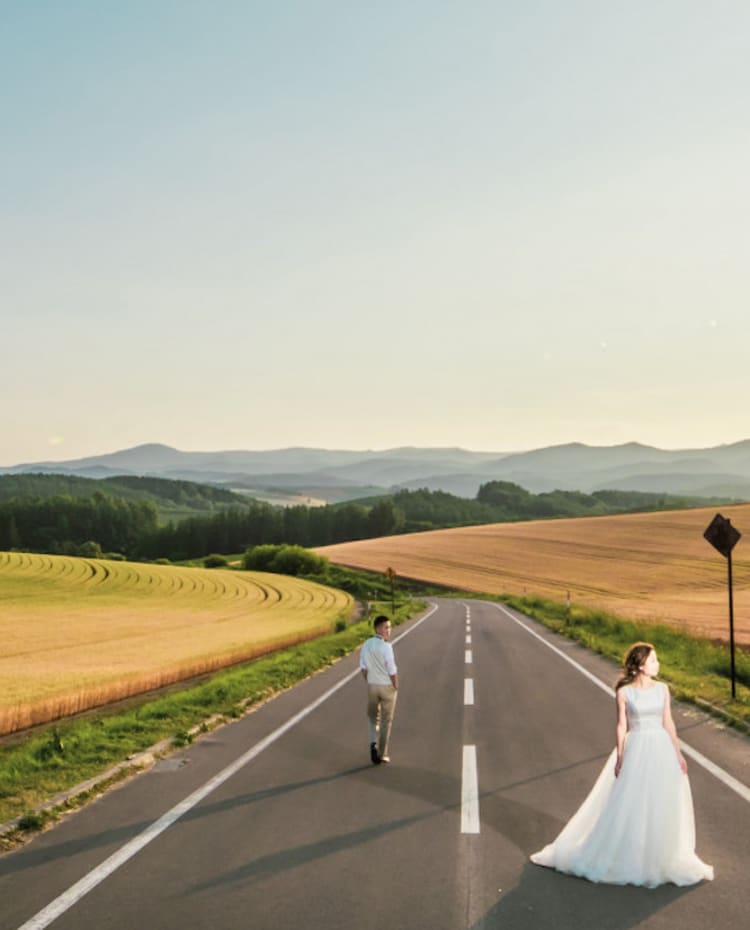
[492, 592, 750, 728]
[0, 594, 418, 841]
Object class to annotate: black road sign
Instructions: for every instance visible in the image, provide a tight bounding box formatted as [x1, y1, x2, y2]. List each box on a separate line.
[703, 513, 741, 558]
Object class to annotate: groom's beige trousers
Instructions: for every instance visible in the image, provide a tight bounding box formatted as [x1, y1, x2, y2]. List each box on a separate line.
[367, 684, 398, 757]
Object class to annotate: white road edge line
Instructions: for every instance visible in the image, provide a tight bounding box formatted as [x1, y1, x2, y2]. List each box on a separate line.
[461, 745, 480, 833]
[15, 604, 440, 930]
[464, 679, 475, 706]
[490, 602, 750, 805]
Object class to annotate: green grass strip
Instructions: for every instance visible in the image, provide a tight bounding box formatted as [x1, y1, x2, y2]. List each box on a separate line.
[492, 592, 750, 728]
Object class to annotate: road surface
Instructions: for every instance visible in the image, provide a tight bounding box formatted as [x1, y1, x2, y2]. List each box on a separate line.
[2, 599, 748, 929]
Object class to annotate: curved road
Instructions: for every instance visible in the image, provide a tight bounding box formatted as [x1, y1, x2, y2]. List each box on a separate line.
[2, 599, 748, 929]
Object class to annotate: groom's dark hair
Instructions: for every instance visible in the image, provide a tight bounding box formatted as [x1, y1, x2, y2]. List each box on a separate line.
[373, 615, 390, 630]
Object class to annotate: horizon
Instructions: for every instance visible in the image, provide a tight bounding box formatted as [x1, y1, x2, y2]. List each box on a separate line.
[3, 435, 750, 470]
[3, 4, 749, 465]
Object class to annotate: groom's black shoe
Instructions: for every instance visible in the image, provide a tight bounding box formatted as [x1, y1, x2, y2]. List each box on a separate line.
[370, 743, 381, 765]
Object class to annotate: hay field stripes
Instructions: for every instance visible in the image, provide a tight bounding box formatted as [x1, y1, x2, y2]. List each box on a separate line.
[0, 552, 352, 735]
[316, 503, 750, 643]
[0, 551, 341, 607]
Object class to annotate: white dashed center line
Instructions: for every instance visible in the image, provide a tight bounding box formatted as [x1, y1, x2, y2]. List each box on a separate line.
[461, 745, 480, 833]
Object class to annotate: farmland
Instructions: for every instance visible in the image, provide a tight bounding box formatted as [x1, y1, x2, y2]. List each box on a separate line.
[317, 503, 750, 645]
[0, 552, 352, 735]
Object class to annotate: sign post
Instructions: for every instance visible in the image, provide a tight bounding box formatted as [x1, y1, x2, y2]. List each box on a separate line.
[385, 567, 396, 617]
[703, 513, 742, 699]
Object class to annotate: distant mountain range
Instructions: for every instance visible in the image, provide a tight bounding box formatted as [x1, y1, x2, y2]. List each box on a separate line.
[3, 440, 750, 502]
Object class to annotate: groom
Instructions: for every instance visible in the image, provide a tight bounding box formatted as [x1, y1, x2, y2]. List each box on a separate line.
[359, 615, 399, 764]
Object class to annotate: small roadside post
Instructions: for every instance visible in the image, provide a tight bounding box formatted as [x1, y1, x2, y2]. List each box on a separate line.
[703, 513, 742, 699]
[385, 566, 396, 617]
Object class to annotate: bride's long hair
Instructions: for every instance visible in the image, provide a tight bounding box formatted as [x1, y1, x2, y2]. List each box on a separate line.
[615, 642, 655, 690]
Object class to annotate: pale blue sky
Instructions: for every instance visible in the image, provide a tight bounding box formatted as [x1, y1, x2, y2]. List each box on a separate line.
[2, 1, 748, 465]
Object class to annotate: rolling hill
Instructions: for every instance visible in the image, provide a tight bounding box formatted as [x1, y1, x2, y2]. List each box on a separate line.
[2, 440, 750, 502]
[316, 502, 750, 645]
[0, 473, 257, 524]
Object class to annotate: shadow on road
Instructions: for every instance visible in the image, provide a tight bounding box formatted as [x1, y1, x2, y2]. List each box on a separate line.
[185, 759, 463, 893]
[0, 764, 374, 876]
[469, 862, 700, 930]
[186, 809, 437, 894]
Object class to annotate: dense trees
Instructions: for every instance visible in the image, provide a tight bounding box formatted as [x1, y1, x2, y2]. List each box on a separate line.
[243, 544, 328, 576]
[138, 503, 284, 560]
[367, 499, 405, 537]
[0, 493, 158, 556]
[145, 483, 725, 562]
[0, 476, 725, 563]
[0, 473, 242, 507]
[100, 475, 239, 508]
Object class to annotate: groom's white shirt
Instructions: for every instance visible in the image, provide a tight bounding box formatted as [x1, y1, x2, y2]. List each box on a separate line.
[359, 636, 397, 686]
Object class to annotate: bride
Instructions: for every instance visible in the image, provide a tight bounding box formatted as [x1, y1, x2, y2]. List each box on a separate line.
[530, 642, 714, 887]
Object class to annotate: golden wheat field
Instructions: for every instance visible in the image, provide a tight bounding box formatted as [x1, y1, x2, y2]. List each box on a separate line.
[318, 503, 750, 644]
[0, 552, 352, 735]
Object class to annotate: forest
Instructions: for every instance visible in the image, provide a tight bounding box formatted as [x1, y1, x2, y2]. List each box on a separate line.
[0, 473, 731, 562]
[0, 473, 243, 511]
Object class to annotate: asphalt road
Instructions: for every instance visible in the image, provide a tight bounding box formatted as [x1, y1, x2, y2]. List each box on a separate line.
[2, 599, 748, 930]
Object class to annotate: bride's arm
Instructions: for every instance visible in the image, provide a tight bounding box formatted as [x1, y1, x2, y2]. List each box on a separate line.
[614, 688, 628, 777]
[662, 684, 688, 773]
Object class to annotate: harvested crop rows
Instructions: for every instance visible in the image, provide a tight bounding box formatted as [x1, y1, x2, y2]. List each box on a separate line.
[318, 503, 750, 644]
[0, 552, 352, 735]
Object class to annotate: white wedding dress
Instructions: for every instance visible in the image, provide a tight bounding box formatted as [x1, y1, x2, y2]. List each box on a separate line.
[531, 682, 714, 887]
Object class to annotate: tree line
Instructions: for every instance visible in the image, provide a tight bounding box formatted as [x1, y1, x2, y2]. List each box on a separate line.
[136, 498, 402, 561]
[0, 492, 158, 557]
[0, 478, 724, 562]
[0, 473, 245, 510]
